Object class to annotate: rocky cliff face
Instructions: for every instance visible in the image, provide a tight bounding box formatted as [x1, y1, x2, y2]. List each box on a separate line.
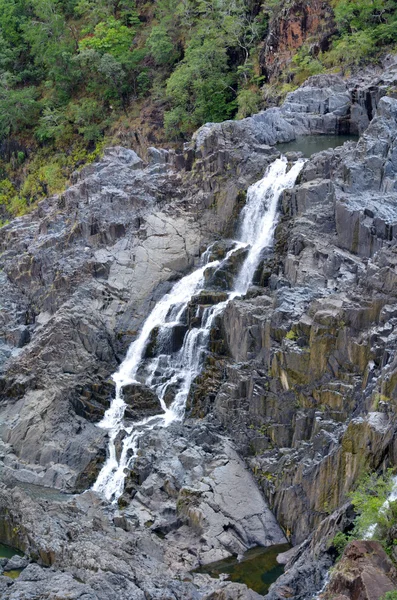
[261, 0, 336, 83]
[1, 60, 397, 599]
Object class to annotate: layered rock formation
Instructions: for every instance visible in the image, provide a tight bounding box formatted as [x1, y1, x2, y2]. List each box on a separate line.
[1, 61, 397, 599]
[191, 69, 397, 598]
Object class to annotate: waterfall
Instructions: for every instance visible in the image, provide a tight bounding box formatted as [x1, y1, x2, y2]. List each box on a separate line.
[93, 156, 305, 502]
[311, 572, 330, 600]
[235, 158, 305, 293]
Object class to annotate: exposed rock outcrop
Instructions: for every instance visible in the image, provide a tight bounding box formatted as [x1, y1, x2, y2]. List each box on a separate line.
[2, 66, 397, 600]
[262, 0, 336, 83]
[324, 540, 397, 600]
[190, 76, 397, 598]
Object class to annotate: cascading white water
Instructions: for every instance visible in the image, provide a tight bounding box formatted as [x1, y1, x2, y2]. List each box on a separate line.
[234, 158, 305, 294]
[92, 259, 223, 499]
[93, 156, 305, 502]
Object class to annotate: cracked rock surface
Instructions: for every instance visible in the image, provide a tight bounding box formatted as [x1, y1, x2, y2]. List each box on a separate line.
[2, 63, 397, 599]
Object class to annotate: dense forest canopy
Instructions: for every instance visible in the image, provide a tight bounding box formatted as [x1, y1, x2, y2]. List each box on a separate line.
[1, 0, 397, 221]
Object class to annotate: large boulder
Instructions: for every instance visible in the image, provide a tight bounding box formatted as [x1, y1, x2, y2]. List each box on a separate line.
[323, 540, 397, 600]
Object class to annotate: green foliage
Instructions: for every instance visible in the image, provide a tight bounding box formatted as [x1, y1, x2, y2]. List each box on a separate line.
[381, 592, 397, 600]
[0, 0, 147, 151]
[75, 0, 140, 26]
[286, 329, 298, 341]
[332, 0, 397, 34]
[22, 0, 78, 93]
[0, 139, 104, 218]
[325, 0, 397, 68]
[291, 46, 325, 84]
[67, 98, 108, 141]
[331, 531, 350, 558]
[147, 25, 180, 66]
[324, 30, 377, 68]
[0, 78, 40, 138]
[159, 0, 267, 136]
[329, 470, 397, 561]
[165, 33, 236, 137]
[21, 160, 65, 200]
[79, 17, 134, 59]
[35, 106, 70, 143]
[236, 87, 261, 118]
[0, 178, 18, 207]
[350, 470, 394, 539]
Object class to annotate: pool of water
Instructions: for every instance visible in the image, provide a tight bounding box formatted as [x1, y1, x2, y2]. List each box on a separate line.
[19, 482, 73, 503]
[0, 544, 23, 560]
[277, 135, 359, 157]
[4, 569, 22, 579]
[0, 543, 24, 579]
[195, 543, 290, 595]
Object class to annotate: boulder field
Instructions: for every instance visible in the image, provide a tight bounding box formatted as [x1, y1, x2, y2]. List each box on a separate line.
[1, 59, 397, 599]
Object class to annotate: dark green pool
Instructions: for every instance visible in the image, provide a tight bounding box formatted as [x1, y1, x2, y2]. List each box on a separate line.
[277, 134, 359, 157]
[0, 544, 22, 560]
[196, 543, 290, 595]
[0, 543, 24, 579]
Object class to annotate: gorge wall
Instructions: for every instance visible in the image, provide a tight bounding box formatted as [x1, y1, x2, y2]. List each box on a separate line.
[1, 59, 397, 599]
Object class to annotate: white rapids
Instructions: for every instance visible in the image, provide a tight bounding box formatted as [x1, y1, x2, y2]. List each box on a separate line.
[93, 156, 305, 502]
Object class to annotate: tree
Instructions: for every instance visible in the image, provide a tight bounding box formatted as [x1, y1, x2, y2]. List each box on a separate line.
[164, 32, 236, 137]
[75, 0, 140, 25]
[78, 16, 134, 59]
[327, 0, 397, 65]
[0, 74, 39, 139]
[22, 0, 79, 96]
[147, 25, 180, 66]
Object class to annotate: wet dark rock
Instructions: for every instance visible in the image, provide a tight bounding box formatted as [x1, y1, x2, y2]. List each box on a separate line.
[122, 384, 161, 421]
[204, 247, 249, 291]
[71, 379, 114, 422]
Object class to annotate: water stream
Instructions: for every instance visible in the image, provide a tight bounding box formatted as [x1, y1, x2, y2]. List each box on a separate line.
[93, 156, 305, 502]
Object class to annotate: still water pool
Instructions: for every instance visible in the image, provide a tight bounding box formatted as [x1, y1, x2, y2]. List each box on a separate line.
[0, 544, 22, 560]
[196, 543, 290, 595]
[0, 543, 24, 579]
[277, 134, 359, 157]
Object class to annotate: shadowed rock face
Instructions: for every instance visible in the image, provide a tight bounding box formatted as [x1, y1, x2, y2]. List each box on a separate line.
[1, 67, 397, 599]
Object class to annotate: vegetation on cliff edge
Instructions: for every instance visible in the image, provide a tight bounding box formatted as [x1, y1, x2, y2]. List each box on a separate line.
[1, 0, 397, 223]
[332, 470, 397, 558]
